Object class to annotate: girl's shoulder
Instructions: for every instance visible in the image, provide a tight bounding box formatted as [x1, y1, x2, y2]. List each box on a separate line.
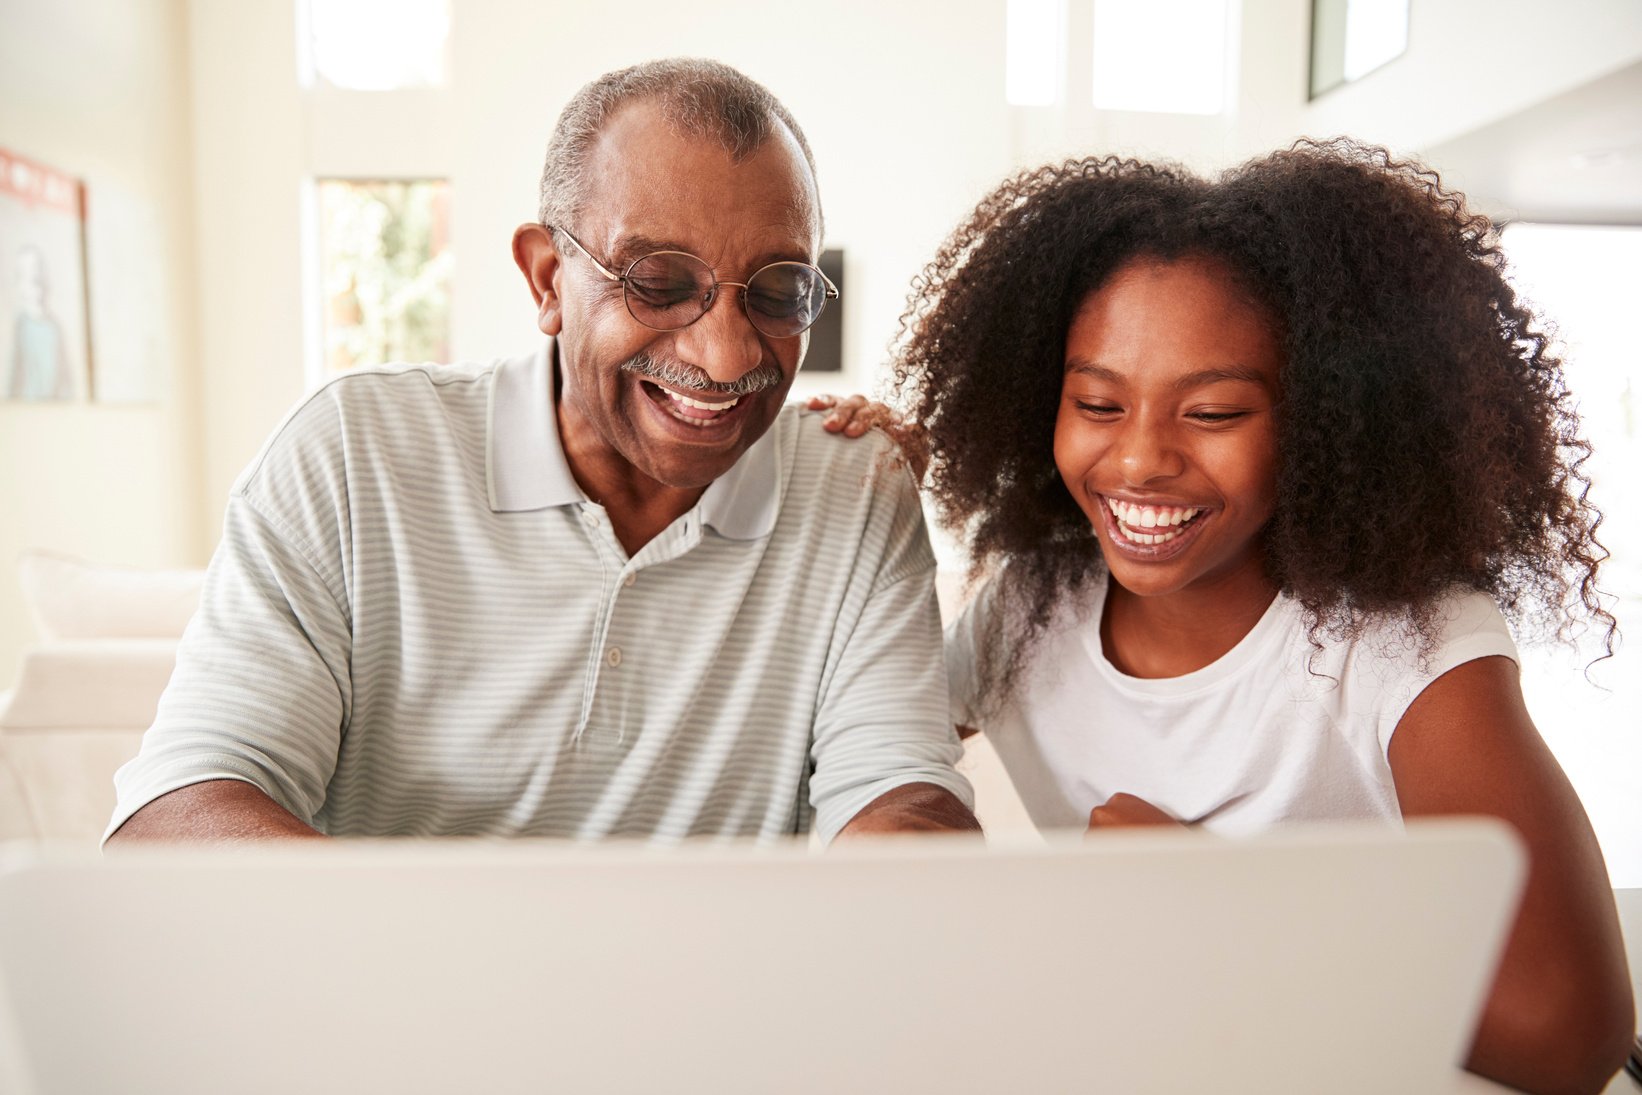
[947, 568, 1106, 652]
[1316, 589, 1517, 678]
[1299, 588, 1519, 756]
[943, 567, 1106, 724]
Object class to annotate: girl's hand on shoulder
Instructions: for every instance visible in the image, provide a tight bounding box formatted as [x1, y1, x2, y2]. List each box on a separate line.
[806, 394, 931, 480]
[808, 393, 887, 437]
[1086, 792, 1183, 831]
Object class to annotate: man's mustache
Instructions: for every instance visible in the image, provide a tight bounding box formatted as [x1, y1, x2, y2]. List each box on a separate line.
[618, 352, 784, 397]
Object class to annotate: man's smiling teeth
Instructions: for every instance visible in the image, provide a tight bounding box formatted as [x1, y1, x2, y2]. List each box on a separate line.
[1106, 498, 1203, 545]
[671, 391, 739, 411]
[654, 385, 740, 427]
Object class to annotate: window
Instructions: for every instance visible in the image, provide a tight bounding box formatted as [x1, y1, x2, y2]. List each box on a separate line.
[313, 179, 452, 378]
[301, 0, 450, 90]
[1091, 0, 1229, 115]
[1309, 0, 1410, 98]
[1006, 0, 1064, 107]
[1501, 222, 1642, 886]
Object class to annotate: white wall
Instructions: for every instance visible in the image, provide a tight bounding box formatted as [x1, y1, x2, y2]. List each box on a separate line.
[1010, 0, 1642, 176]
[186, 0, 310, 519]
[0, 0, 204, 690]
[1288, 0, 1642, 155]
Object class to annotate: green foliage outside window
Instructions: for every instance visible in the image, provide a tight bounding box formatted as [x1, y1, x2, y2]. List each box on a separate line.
[319, 179, 452, 374]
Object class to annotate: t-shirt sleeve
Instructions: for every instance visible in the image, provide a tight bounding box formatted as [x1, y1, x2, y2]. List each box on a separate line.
[105, 409, 355, 842]
[944, 575, 997, 731]
[1373, 591, 1520, 757]
[806, 450, 974, 844]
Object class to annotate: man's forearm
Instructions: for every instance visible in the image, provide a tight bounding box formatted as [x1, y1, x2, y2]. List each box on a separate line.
[836, 782, 981, 837]
[106, 779, 326, 844]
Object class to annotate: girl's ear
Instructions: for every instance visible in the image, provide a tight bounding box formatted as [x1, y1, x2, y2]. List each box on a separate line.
[511, 223, 564, 337]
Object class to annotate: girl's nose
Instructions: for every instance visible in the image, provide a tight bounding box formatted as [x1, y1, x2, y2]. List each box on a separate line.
[1110, 418, 1186, 485]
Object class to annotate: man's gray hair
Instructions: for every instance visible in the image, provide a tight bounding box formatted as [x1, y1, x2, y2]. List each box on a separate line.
[537, 58, 821, 235]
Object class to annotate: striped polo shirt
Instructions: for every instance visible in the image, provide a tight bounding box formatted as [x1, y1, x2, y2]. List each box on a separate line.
[107, 343, 971, 844]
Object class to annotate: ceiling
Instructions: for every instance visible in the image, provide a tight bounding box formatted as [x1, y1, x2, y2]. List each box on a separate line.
[1422, 60, 1642, 225]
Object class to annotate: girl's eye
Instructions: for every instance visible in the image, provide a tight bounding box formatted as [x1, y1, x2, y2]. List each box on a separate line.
[1074, 400, 1121, 416]
[1189, 410, 1249, 423]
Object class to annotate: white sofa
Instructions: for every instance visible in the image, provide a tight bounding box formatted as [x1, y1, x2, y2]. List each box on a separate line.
[0, 553, 201, 844]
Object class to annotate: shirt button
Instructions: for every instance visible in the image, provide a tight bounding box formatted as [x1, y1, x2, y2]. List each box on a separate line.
[623, 572, 636, 587]
[582, 510, 600, 526]
[606, 647, 623, 667]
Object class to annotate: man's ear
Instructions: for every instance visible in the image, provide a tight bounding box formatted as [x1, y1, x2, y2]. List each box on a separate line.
[511, 223, 564, 337]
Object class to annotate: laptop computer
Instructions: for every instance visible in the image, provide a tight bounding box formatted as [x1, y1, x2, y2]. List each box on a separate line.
[0, 820, 1523, 1094]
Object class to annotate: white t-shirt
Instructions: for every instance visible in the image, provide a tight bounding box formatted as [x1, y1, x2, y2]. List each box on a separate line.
[946, 576, 1518, 835]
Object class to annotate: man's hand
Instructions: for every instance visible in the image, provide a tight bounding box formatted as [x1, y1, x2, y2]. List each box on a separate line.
[1086, 792, 1184, 831]
[835, 782, 980, 838]
[807, 394, 931, 481]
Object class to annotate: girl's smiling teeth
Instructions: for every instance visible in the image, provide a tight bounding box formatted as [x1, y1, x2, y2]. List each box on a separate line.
[1105, 497, 1205, 545]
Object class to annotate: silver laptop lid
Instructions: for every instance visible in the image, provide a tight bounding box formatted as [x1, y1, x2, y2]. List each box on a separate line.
[0, 820, 1523, 1095]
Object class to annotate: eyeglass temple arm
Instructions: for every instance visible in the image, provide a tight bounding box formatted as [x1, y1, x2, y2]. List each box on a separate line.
[549, 226, 623, 283]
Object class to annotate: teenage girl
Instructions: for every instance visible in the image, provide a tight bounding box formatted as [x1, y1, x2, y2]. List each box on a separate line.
[815, 140, 1633, 1094]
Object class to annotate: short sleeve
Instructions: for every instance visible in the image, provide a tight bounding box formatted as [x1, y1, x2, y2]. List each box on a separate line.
[1372, 591, 1519, 756]
[805, 448, 973, 843]
[944, 576, 1001, 731]
[105, 410, 357, 842]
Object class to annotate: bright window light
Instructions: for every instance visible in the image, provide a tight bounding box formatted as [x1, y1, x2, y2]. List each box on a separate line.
[1091, 0, 1228, 115]
[307, 0, 449, 90]
[1501, 222, 1642, 886]
[315, 179, 452, 377]
[1006, 0, 1063, 107]
[1342, 0, 1409, 81]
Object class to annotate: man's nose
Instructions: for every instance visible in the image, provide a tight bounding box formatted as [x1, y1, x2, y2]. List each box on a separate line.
[671, 285, 764, 384]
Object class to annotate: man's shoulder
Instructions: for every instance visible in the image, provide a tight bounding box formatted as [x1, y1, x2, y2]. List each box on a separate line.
[765, 403, 932, 577]
[234, 359, 502, 497]
[298, 358, 498, 425]
[780, 401, 914, 497]
[314, 359, 497, 412]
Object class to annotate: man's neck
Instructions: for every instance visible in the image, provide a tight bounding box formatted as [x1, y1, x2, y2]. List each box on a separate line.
[579, 472, 705, 558]
[555, 401, 705, 557]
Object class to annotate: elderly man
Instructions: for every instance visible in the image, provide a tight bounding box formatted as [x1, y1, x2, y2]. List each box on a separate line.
[106, 59, 976, 844]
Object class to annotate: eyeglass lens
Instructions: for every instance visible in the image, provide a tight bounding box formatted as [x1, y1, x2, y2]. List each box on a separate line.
[623, 252, 828, 338]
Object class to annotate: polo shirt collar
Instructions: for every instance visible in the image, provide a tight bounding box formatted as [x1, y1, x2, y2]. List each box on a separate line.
[486, 339, 780, 541]
[487, 341, 581, 512]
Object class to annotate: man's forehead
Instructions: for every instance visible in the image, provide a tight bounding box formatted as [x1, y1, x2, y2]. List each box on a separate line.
[579, 101, 820, 252]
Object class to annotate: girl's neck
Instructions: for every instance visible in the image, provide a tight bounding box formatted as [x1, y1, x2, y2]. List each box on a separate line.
[1099, 557, 1280, 679]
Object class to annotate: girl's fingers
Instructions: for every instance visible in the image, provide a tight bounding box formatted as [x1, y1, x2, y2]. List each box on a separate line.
[811, 393, 903, 435]
[814, 393, 871, 431]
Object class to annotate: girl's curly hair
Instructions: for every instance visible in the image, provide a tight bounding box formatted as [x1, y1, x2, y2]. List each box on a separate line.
[891, 139, 1613, 706]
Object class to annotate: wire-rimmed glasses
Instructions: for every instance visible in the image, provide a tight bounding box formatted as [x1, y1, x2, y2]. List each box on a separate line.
[554, 226, 838, 339]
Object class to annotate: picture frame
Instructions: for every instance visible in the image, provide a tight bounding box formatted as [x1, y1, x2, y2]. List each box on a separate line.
[0, 147, 91, 402]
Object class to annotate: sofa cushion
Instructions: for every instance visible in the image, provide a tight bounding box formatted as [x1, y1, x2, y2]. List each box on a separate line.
[0, 639, 179, 730]
[19, 552, 203, 642]
[0, 727, 147, 842]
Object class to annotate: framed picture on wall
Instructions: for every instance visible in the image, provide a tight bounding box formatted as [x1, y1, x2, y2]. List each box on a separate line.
[804, 248, 844, 374]
[0, 147, 91, 402]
